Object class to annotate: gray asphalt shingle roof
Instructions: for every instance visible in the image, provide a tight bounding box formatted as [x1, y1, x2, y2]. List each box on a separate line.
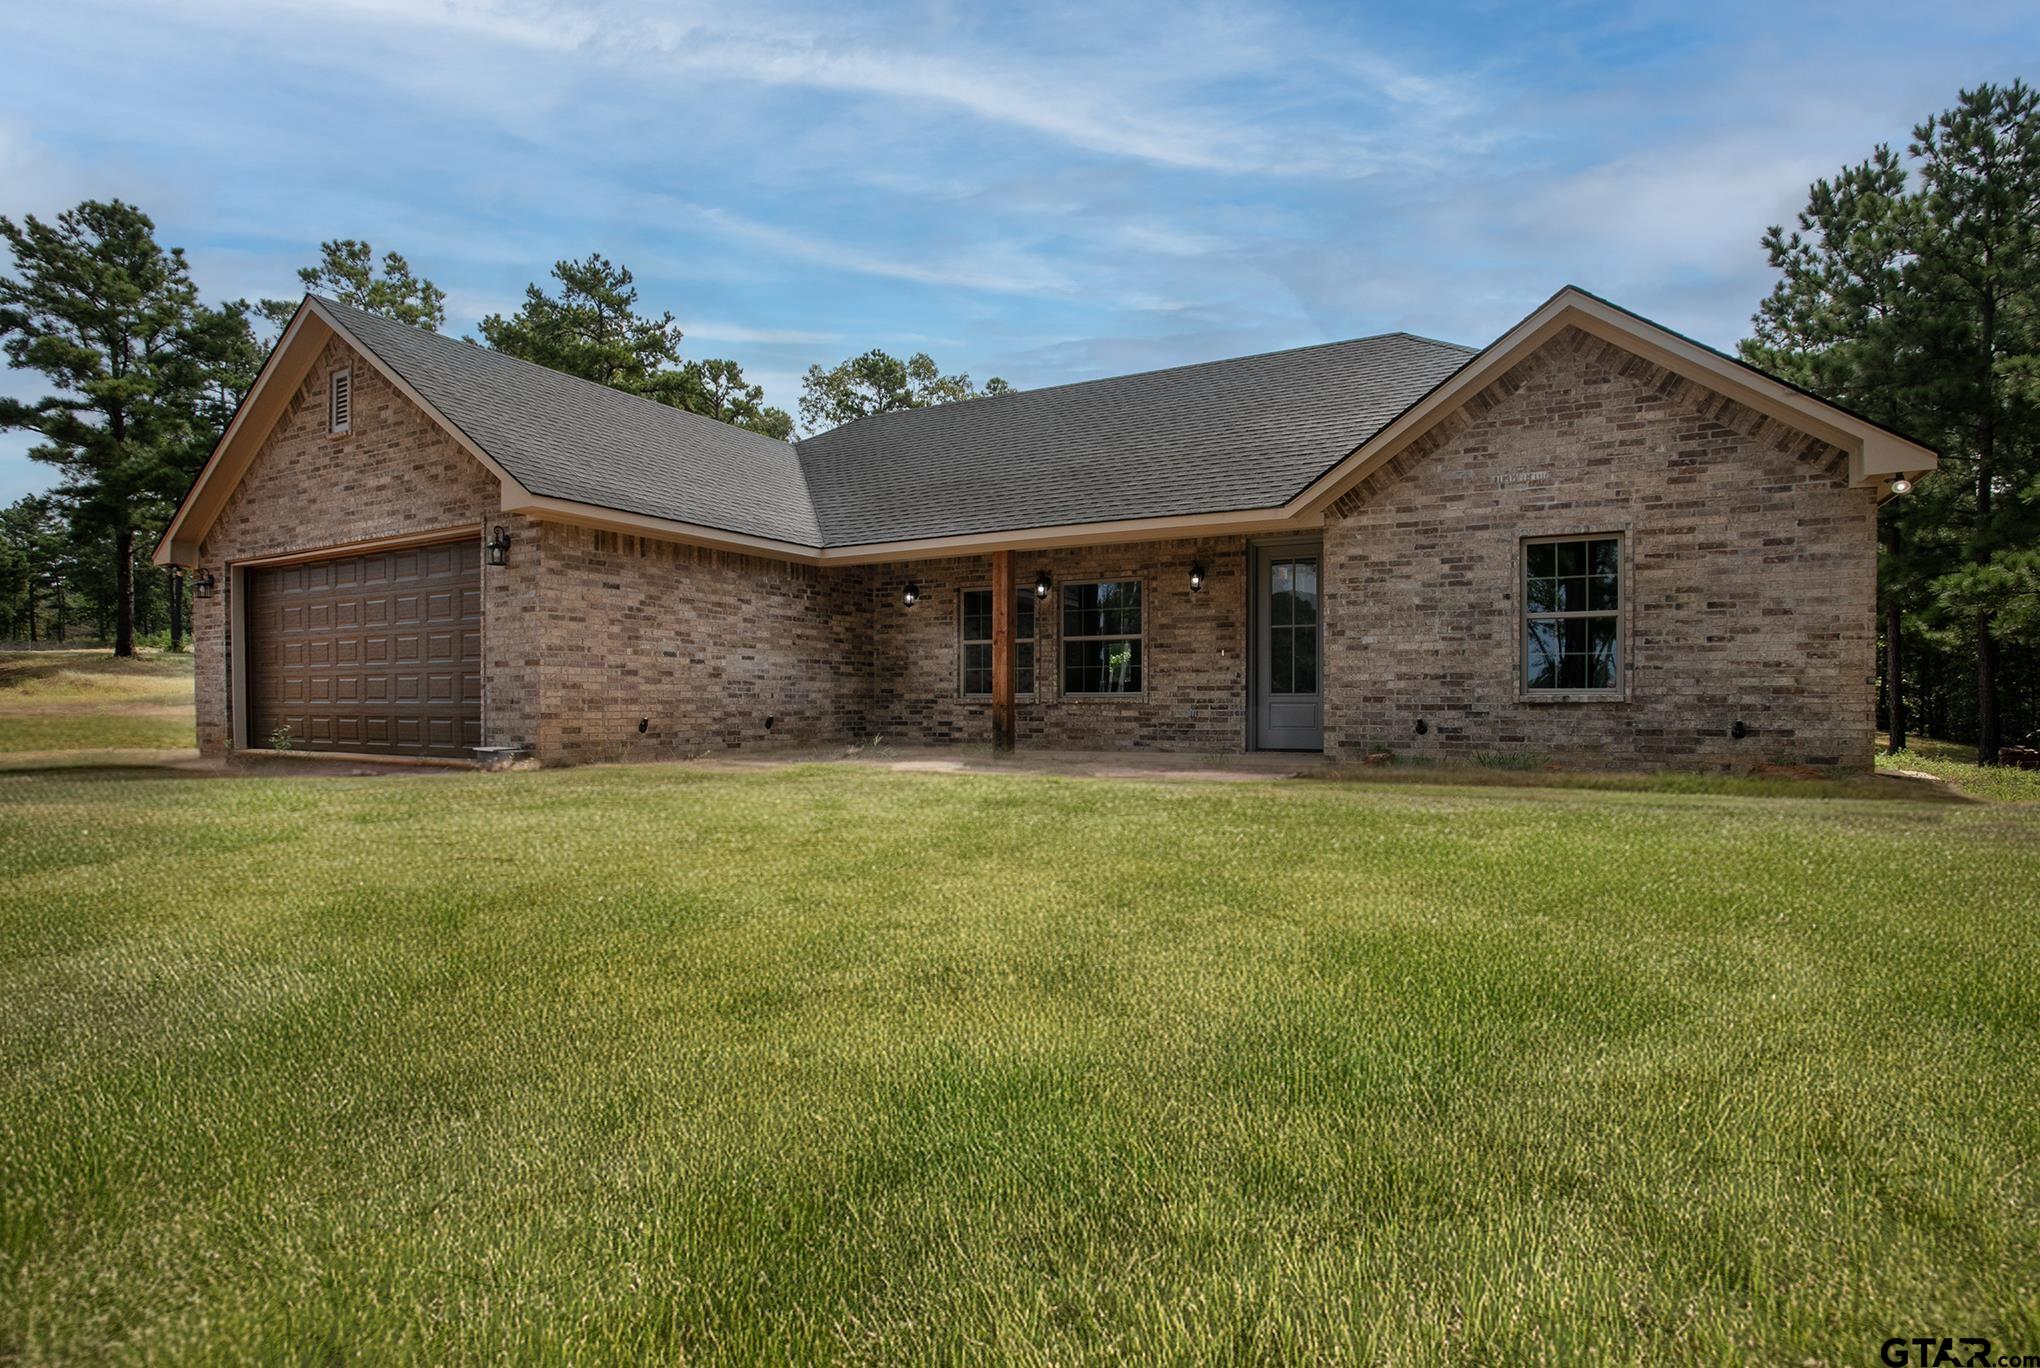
[796, 333, 1476, 546]
[320, 298, 822, 546]
[321, 296, 1477, 550]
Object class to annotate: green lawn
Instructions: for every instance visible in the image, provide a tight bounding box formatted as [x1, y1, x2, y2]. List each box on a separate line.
[1879, 734, 2040, 804]
[2, 762, 2035, 1362]
[0, 649, 195, 754]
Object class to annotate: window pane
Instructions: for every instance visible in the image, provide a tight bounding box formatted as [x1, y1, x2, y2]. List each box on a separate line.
[963, 642, 991, 695]
[1015, 592, 1035, 639]
[1063, 581, 1141, 638]
[1559, 645, 1588, 690]
[1587, 617, 1618, 689]
[1590, 539, 1619, 577]
[1526, 576, 1560, 612]
[1526, 620, 1560, 689]
[1527, 542, 1555, 577]
[1294, 623, 1317, 693]
[1064, 639, 1142, 693]
[1556, 576, 1589, 612]
[1555, 541, 1585, 577]
[1270, 625, 1292, 694]
[1293, 560, 1318, 625]
[1017, 642, 1035, 696]
[1588, 573, 1618, 612]
[962, 589, 991, 643]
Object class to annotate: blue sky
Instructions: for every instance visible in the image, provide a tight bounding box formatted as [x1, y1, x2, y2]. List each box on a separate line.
[1, 0, 2034, 502]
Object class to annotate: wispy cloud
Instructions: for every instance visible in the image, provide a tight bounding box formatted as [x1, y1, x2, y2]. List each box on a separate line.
[2, 0, 2036, 507]
[684, 321, 840, 346]
[185, 0, 1481, 178]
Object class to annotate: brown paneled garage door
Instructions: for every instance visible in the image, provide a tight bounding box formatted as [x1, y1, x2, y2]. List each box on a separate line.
[245, 539, 481, 757]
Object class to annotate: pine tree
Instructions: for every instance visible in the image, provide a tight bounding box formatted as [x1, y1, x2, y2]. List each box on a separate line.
[259, 239, 447, 333]
[0, 200, 256, 655]
[1746, 82, 2040, 761]
[479, 254, 792, 438]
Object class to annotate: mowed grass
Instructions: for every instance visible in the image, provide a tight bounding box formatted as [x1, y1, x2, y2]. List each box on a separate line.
[0, 649, 195, 754]
[2, 763, 2036, 1363]
[1879, 734, 2040, 804]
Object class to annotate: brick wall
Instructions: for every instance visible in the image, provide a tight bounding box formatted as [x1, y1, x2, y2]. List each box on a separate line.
[192, 337, 540, 753]
[1320, 326, 1878, 771]
[533, 524, 872, 763]
[863, 538, 1248, 751]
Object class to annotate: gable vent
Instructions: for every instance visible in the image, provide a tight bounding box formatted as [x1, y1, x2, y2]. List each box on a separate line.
[328, 370, 352, 434]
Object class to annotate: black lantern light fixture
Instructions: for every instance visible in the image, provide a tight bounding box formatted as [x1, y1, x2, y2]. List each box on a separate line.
[192, 570, 217, 599]
[1188, 561, 1207, 592]
[902, 581, 920, 608]
[485, 526, 512, 567]
[1034, 571, 1051, 600]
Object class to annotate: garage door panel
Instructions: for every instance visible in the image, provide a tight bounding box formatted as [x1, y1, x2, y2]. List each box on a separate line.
[247, 538, 480, 758]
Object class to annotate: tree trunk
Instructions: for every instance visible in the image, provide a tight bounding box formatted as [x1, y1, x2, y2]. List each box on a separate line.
[1977, 616, 1998, 764]
[24, 577, 36, 643]
[1974, 293, 1999, 765]
[1884, 597, 1906, 754]
[168, 567, 182, 653]
[114, 525, 136, 657]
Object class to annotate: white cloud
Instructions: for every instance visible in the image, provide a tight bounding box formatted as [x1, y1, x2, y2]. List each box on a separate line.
[176, 0, 1478, 178]
[684, 322, 841, 346]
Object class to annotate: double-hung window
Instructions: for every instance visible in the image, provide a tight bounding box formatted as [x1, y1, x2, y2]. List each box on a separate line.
[1062, 580, 1143, 694]
[960, 589, 1035, 697]
[1523, 535, 1621, 693]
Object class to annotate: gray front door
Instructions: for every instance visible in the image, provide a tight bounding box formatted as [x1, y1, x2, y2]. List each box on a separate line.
[1254, 543, 1324, 751]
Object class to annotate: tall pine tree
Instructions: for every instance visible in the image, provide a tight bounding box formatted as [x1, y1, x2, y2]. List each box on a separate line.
[0, 200, 256, 655]
[1746, 82, 2040, 761]
[479, 255, 793, 438]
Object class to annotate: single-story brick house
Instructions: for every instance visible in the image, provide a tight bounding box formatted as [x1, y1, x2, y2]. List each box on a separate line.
[153, 286, 1934, 770]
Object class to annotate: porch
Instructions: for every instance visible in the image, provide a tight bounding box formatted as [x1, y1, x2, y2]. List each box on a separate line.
[859, 535, 1326, 756]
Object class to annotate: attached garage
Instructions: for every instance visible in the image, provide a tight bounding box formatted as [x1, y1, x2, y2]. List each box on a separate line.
[244, 539, 481, 758]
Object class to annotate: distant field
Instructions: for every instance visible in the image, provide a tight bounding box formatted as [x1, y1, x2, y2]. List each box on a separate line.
[0, 649, 194, 754]
[2, 759, 2035, 1362]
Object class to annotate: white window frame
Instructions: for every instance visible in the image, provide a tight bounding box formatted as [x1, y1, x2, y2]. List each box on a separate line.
[1060, 578, 1146, 698]
[327, 369, 352, 436]
[958, 586, 1037, 699]
[1520, 532, 1625, 700]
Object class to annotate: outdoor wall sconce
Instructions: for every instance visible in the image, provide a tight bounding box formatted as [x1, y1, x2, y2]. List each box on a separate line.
[1188, 562, 1207, 592]
[1034, 571, 1052, 600]
[1890, 478, 1914, 495]
[902, 582, 920, 608]
[1731, 719, 1750, 740]
[485, 526, 512, 567]
[192, 571, 217, 599]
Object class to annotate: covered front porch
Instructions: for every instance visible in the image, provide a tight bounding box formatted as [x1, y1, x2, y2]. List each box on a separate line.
[855, 533, 1326, 756]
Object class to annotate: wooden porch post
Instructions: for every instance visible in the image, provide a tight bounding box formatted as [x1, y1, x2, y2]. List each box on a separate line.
[991, 550, 1015, 753]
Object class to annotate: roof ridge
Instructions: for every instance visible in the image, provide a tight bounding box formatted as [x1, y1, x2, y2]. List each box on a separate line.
[797, 329, 1476, 444]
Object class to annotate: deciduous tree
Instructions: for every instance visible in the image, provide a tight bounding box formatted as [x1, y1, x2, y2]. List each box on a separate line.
[797, 348, 1012, 433]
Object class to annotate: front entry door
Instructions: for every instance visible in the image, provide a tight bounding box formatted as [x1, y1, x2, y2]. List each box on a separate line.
[1254, 543, 1324, 751]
